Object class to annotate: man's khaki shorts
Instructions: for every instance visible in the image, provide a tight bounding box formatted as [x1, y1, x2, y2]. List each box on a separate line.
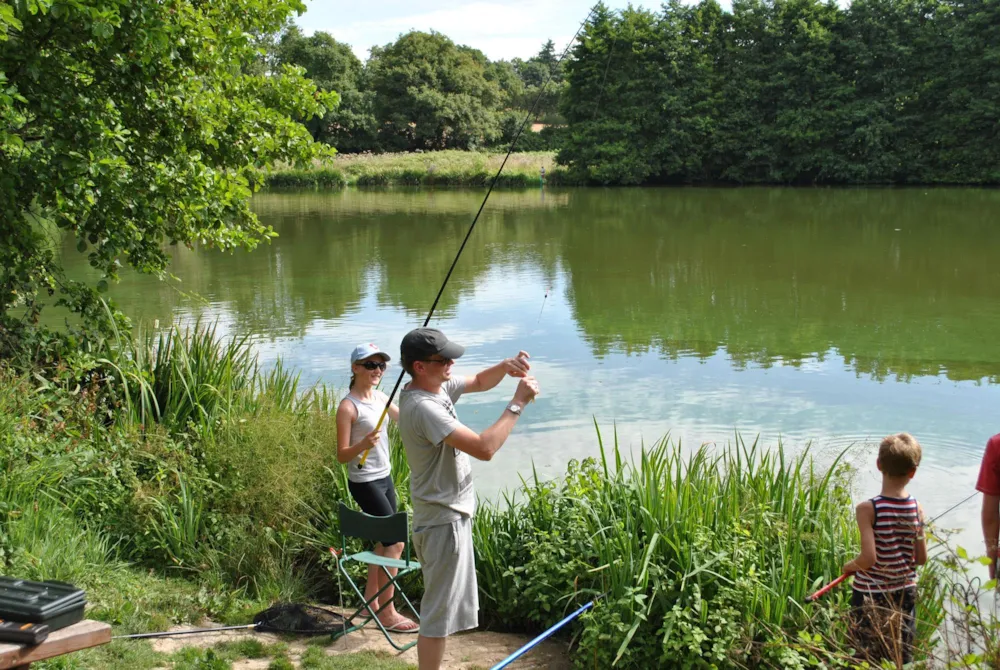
[412, 516, 478, 637]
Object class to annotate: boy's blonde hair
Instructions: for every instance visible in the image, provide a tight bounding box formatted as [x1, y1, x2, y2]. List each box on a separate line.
[878, 432, 922, 477]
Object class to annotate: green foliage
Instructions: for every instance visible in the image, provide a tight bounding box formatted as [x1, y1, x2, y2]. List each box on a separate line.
[267, 151, 578, 188]
[506, 39, 567, 124]
[0, 0, 334, 362]
[173, 648, 233, 670]
[299, 648, 417, 670]
[368, 31, 504, 151]
[269, 25, 569, 155]
[474, 430, 879, 667]
[271, 26, 375, 150]
[560, 0, 1000, 185]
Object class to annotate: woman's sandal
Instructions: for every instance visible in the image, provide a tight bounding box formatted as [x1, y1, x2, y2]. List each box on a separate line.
[384, 618, 419, 634]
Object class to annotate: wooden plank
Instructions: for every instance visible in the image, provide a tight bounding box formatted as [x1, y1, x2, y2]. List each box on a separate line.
[0, 620, 111, 669]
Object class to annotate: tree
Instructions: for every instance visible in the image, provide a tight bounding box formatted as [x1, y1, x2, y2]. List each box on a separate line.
[271, 25, 375, 149]
[0, 0, 334, 362]
[274, 26, 361, 94]
[368, 31, 503, 151]
[511, 39, 566, 122]
[559, 4, 667, 184]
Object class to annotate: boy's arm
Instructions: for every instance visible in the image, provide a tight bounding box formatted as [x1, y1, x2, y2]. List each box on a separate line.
[914, 503, 928, 566]
[843, 501, 877, 574]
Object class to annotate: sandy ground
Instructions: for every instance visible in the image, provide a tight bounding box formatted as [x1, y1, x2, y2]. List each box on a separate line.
[150, 615, 571, 670]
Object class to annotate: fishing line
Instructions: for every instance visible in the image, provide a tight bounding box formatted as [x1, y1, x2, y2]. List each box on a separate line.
[928, 490, 979, 526]
[536, 284, 552, 324]
[358, 7, 602, 469]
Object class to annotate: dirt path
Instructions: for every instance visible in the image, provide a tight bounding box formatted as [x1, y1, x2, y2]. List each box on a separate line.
[151, 619, 571, 669]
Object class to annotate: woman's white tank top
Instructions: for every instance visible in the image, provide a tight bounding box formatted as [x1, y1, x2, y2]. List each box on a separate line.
[345, 390, 391, 483]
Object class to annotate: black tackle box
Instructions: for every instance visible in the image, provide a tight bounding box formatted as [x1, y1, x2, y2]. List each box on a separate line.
[0, 577, 86, 632]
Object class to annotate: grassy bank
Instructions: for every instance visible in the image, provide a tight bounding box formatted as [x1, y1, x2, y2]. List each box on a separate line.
[0, 322, 964, 667]
[265, 151, 582, 189]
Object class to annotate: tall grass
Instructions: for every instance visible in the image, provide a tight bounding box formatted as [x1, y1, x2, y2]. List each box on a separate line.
[0, 464, 118, 587]
[474, 429, 861, 667]
[266, 151, 582, 189]
[102, 321, 321, 436]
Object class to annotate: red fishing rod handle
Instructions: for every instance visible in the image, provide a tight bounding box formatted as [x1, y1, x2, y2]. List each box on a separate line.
[805, 573, 851, 602]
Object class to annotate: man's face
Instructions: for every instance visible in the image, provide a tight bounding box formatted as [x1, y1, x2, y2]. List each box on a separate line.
[416, 354, 454, 383]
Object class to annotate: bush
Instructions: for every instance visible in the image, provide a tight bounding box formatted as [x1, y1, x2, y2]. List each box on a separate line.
[474, 432, 898, 667]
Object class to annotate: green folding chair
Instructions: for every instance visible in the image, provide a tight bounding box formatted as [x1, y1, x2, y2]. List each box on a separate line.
[334, 501, 421, 651]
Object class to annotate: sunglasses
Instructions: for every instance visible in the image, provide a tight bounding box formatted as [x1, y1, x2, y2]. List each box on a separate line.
[358, 361, 387, 371]
[420, 357, 453, 365]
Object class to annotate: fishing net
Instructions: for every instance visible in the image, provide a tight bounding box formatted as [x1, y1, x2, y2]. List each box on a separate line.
[253, 603, 350, 635]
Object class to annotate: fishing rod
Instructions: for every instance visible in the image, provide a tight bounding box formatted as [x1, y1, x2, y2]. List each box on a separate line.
[805, 490, 981, 602]
[114, 624, 258, 640]
[489, 594, 605, 670]
[805, 574, 850, 603]
[358, 9, 599, 469]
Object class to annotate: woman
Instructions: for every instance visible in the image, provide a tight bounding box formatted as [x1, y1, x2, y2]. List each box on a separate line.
[335, 343, 418, 633]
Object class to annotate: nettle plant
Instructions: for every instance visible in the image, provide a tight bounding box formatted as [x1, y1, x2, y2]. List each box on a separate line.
[0, 0, 335, 364]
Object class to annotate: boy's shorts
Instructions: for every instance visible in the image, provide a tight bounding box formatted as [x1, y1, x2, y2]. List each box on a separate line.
[849, 586, 917, 665]
[412, 516, 478, 638]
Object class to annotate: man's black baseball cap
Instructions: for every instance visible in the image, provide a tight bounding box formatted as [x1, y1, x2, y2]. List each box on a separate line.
[400, 328, 465, 362]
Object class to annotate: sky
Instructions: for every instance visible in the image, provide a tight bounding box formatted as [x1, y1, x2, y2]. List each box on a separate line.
[295, 1, 672, 63]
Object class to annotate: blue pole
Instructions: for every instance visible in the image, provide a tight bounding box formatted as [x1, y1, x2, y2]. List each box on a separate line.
[490, 599, 596, 670]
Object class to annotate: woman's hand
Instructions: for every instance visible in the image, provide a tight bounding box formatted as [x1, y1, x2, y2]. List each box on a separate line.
[503, 351, 531, 378]
[356, 429, 380, 450]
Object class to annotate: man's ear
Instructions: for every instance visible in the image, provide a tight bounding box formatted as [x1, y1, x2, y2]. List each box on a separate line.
[876, 457, 883, 473]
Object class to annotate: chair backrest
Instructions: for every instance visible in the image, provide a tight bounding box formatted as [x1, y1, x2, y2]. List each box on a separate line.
[338, 502, 411, 561]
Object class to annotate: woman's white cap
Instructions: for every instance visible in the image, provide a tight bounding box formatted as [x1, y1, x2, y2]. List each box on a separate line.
[350, 343, 391, 363]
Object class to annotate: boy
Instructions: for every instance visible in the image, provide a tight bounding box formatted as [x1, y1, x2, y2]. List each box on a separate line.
[842, 433, 927, 666]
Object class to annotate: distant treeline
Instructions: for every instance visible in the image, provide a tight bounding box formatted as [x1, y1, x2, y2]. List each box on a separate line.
[560, 0, 1000, 185]
[269, 27, 566, 154]
[274, 0, 1000, 185]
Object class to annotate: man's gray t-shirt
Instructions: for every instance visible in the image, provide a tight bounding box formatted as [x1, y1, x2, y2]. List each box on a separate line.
[398, 377, 475, 528]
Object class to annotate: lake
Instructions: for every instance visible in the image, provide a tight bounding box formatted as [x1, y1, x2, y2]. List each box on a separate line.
[63, 186, 1000, 556]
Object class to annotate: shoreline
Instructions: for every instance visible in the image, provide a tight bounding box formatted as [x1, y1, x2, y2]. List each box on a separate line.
[264, 150, 1000, 190]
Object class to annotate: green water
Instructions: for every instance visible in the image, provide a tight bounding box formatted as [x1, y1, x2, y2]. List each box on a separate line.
[63, 187, 1000, 547]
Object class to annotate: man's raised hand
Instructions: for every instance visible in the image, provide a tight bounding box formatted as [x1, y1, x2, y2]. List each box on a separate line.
[514, 376, 540, 404]
[503, 351, 531, 378]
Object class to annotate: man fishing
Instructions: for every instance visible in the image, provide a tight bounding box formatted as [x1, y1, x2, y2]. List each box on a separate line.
[396, 327, 539, 670]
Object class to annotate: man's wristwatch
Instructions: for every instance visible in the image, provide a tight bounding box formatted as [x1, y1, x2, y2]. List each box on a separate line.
[506, 403, 522, 415]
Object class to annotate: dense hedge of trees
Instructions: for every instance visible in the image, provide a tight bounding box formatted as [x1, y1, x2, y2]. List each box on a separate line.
[272, 0, 998, 183]
[274, 29, 563, 152]
[559, 0, 1000, 185]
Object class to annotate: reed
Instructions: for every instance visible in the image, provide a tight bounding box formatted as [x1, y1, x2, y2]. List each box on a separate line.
[266, 151, 581, 189]
[473, 428, 860, 666]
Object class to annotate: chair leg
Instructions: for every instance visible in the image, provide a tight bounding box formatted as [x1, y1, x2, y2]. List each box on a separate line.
[336, 559, 418, 652]
[337, 559, 391, 634]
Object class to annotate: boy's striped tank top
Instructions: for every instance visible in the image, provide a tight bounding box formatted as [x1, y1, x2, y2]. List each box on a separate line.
[853, 494, 921, 593]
